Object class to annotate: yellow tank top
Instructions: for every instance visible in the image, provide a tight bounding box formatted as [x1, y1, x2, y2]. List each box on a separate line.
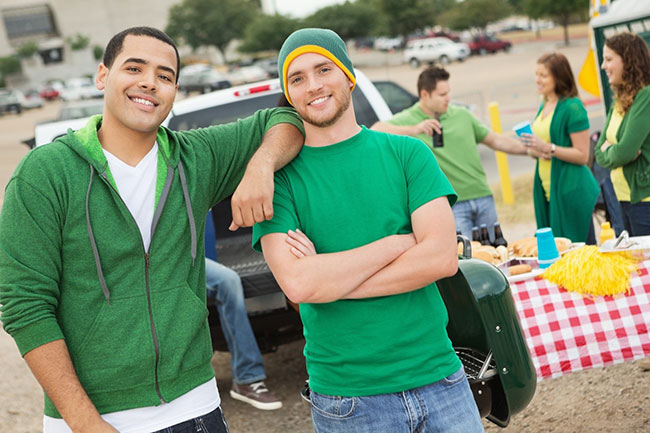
[607, 104, 650, 202]
[532, 106, 555, 201]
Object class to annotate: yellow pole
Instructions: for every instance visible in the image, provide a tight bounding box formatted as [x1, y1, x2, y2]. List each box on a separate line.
[488, 102, 514, 205]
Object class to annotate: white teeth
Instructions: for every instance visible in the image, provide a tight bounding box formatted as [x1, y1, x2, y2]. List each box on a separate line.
[132, 97, 154, 106]
[309, 96, 329, 105]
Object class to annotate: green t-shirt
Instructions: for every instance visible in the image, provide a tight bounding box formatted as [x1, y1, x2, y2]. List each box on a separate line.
[389, 103, 492, 201]
[252, 127, 460, 397]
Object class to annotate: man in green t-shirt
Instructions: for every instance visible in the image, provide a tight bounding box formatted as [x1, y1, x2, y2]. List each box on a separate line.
[253, 28, 484, 433]
[372, 66, 527, 242]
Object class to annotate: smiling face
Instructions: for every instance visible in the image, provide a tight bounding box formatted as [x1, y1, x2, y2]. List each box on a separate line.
[285, 52, 353, 128]
[96, 35, 178, 136]
[535, 63, 556, 98]
[601, 45, 625, 86]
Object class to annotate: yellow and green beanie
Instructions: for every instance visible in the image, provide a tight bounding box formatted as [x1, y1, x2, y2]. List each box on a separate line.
[278, 28, 356, 106]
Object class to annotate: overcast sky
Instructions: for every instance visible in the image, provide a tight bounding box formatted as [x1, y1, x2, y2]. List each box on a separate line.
[260, 0, 349, 18]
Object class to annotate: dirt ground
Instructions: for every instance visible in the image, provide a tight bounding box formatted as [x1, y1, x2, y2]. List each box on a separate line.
[1, 32, 650, 432]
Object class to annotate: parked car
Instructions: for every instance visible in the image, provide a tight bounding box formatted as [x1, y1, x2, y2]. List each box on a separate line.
[60, 77, 103, 101]
[431, 31, 461, 42]
[374, 36, 404, 51]
[33, 70, 416, 352]
[0, 89, 22, 115]
[469, 34, 512, 55]
[253, 58, 279, 79]
[226, 65, 269, 86]
[21, 89, 44, 109]
[56, 99, 104, 121]
[39, 86, 60, 101]
[178, 66, 231, 94]
[404, 37, 470, 68]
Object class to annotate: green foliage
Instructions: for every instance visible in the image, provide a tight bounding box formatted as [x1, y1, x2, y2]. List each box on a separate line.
[523, 0, 588, 44]
[441, 0, 512, 31]
[377, 0, 439, 37]
[239, 14, 300, 53]
[166, 0, 259, 62]
[302, 1, 381, 40]
[67, 33, 90, 50]
[92, 45, 104, 61]
[0, 55, 22, 82]
[16, 41, 39, 58]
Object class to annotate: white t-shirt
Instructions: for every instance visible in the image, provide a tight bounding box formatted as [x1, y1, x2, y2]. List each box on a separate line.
[43, 143, 220, 432]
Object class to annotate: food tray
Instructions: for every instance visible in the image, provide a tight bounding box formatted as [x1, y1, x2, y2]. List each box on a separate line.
[498, 258, 544, 283]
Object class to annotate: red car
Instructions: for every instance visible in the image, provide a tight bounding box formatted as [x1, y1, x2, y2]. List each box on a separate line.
[469, 35, 512, 55]
[39, 86, 60, 101]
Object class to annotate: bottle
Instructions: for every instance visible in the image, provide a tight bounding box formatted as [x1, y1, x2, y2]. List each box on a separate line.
[600, 222, 615, 245]
[492, 222, 508, 247]
[479, 224, 491, 246]
[432, 113, 444, 148]
[471, 226, 480, 243]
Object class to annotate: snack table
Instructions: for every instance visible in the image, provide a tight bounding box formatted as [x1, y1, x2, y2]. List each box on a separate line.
[509, 259, 650, 380]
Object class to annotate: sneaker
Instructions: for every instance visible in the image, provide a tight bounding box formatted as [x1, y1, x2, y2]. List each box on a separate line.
[230, 381, 283, 410]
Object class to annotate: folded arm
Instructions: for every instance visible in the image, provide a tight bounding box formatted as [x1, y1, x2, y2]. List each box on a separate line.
[260, 231, 416, 304]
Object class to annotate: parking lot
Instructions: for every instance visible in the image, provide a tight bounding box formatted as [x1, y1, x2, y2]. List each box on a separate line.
[2, 34, 648, 433]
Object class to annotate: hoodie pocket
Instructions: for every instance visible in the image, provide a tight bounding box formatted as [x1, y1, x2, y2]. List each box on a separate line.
[72, 294, 155, 394]
[151, 283, 212, 379]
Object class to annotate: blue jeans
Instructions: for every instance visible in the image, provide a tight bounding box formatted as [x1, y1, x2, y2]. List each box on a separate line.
[452, 195, 498, 242]
[153, 407, 228, 433]
[205, 258, 266, 385]
[310, 367, 484, 433]
[620, 201, 650, 236]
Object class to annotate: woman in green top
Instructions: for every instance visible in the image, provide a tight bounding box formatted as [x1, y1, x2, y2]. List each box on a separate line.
[595, 32, 650, 236]
[521, 53, 599, 243]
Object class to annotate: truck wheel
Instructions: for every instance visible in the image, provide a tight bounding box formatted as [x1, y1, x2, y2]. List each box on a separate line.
[409, 58, 421, 68]
[479, 48, 487, 56]
[504, 45, 511, 53]
[439, 55, 450, 66]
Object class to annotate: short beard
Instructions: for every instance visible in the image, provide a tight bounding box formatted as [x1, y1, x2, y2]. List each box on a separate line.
[299, 89, 351, 128]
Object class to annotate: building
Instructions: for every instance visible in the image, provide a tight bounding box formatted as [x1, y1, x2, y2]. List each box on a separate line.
[0, 0, 178, 87]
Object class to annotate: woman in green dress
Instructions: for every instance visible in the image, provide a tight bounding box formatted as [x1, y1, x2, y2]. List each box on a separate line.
[521, 53, 599, 243]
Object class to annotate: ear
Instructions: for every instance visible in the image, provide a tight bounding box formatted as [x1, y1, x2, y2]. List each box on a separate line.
[419, 89, 429, 100]
[96, 63, 108, 91]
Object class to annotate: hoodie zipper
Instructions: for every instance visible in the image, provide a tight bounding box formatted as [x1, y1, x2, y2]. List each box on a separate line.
[98, 172, 167, 403]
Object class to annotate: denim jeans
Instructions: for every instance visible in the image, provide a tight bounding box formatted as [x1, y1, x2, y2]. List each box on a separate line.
[452, 195, 498, 242]
[310, 367, 484, 433]
[153, 407, 228, 433]
[205, 258, 266, 384]
[620, 201, 650, 236]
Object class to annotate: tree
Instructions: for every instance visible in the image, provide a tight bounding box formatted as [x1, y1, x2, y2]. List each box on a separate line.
[524, 0, 588, 45]
[377, 0, 440, 37]
[302, 1, 381, 40]
[16, 41, 39, 59]
[441, 0, 512, 33]
[0, 55, 21, 86]
[239, 14, 300, 53]
[166, 0, 259, 62]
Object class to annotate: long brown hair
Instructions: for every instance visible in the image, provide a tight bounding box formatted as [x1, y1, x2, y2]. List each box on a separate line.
[605, 32, 650, 113]
[537, 53, 579, 99]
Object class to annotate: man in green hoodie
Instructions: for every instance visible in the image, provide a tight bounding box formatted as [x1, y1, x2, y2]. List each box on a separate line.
[0, 27, 303, 433]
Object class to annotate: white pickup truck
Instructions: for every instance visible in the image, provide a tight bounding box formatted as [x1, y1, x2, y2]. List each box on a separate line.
[32, 70, 419, 352]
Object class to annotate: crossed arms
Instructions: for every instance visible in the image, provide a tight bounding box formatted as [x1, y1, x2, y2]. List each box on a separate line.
[260, 196, 458, 304]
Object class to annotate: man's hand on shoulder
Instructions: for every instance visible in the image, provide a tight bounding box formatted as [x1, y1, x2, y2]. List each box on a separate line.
[229, 163, 274, 230]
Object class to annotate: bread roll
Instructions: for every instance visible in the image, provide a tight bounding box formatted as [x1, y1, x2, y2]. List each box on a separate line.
[509, 264, 532, 275]
[496, 245, 508, 263]
[472, 249, 497, 264]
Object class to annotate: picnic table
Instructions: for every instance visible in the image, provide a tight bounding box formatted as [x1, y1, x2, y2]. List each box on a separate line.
[509, 259, 650, 380]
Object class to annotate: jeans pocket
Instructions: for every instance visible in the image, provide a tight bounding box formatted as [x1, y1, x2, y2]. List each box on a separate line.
[310, 390, 357, 420]
[442, 366, 466, 385]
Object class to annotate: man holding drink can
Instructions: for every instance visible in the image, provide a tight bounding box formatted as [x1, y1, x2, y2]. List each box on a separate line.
[372, 66, 528, 241]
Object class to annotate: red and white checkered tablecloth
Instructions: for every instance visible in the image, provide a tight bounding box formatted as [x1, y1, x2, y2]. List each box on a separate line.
[510, 259, 650, 380]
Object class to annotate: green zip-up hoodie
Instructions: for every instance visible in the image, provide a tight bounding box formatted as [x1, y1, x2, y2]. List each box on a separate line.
[0, 109, 302, 418]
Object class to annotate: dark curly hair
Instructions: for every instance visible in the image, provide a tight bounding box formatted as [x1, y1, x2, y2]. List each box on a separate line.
[604, 32, 650, 113]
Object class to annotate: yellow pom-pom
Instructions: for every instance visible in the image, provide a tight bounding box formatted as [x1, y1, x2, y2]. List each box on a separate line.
[542, 246, 640, 297]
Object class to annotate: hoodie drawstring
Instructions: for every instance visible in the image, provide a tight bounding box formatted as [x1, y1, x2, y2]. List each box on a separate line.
[86, 165, 111, 305]
[177, 161, 197, 266]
